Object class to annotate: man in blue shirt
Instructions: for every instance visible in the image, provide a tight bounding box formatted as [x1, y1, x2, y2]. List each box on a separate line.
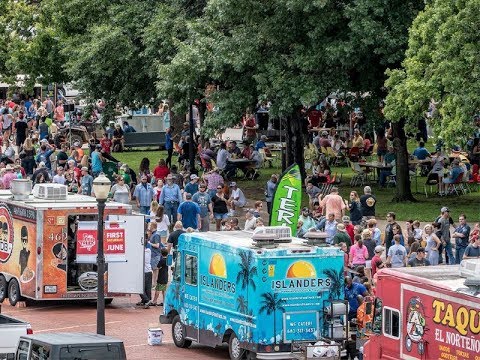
[159, 174, 183, 225]
[91, 145, 104, 178]
[255, 135, 268, 151]
[134, 175, 156, 214]
[345, 276, 368, 321]
[177, 193, 201, 230]
[35, 142, 55, 172]
[412, 141, 431, 160]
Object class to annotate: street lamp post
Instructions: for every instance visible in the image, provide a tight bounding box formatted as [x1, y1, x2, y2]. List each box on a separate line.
[92, 173, 112, 335]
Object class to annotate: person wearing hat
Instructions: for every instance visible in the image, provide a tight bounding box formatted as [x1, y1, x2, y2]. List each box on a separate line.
[2, 164, 16, 189]
[19, 226, 30, 276]
[227, 182, 246, 216]
[203, 167, 224, 198]
[177, 193, 201, 230]
[192, 182, 213, 232]
[436, 206, 454, 264]
[255, 135, 268, 151]
[184, 174, 199, 199]
[408, 247, 431, 267]
[79, 167, 93, 196]
[333, 223, 352, 248]
[371, 246, 385, 277]
[158, 173, 182, 224]
[441, 158, 464, 195]
[134, 174, 156, 215]
[342, 216, 355, 243]
[298, 207, 316, 235]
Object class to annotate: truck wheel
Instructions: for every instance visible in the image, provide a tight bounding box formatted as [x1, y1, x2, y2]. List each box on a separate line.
[172, 315, 192, 348]
[229, 333, 245, 360]
[0, 275, 7, 302]
[8, 279, 21, 306]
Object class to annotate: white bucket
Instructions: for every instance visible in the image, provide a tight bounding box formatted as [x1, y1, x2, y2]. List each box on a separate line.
[147, 327, 164, 345]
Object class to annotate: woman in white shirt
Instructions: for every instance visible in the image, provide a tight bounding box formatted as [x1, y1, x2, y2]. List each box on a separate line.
[155, 205, 170, 243]
[110, 176, 131, 204]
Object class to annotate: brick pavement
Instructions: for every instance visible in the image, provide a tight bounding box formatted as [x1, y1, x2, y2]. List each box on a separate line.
[1, 297, 228, 359]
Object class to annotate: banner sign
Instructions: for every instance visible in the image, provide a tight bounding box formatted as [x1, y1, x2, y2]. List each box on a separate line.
[76, 221, 126, 263]
[269, 164, 302, 236]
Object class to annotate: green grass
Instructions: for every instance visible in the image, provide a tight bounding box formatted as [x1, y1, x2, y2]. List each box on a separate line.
[113, 140, 479, 222]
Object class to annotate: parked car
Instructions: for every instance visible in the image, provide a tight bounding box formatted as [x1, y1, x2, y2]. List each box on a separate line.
[0, 305, 32, 360]
[15, 333, 126, 360]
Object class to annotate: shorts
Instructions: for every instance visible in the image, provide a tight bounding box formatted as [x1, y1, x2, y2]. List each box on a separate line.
[155, 283, 167, 291]
[214, 212, 229, 220]
[158, 230, 168, 237]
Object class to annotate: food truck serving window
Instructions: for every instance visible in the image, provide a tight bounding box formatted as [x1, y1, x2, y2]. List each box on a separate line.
[185, 254, 198, 286]
[383, 307, 400, 339]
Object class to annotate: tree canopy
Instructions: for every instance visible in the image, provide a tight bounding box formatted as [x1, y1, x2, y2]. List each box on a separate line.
[384, 0, 480, 145]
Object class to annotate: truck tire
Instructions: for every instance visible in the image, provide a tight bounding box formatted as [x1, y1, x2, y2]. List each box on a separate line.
[229, 333, 245, 360]
[172, 315, 192, 348]
[69, 134, 83, 146]
[0, 275, 7, 302]
[8, 279, 21, 306]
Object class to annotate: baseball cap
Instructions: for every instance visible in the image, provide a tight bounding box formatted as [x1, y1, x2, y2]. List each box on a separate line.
[441, 206, 449, 213]
[229, 182, 237, 187]
[81, 166, 88, 171]
[38, 162, 46, 168]
[185, 193, 192, 200]
[336, 223, 345, 231]
[190, 174, 199, 180]
[40, 139, 48, 143]
[375, 245, 385, 253]
[342, 216, 350, 222]
[260, 135, 268, 140]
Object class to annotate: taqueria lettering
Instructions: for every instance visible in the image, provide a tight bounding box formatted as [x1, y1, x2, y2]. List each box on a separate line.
[432, 299, 480, 336]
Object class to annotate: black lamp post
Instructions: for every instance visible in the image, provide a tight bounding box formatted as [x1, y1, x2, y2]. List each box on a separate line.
[92, 173, 111, 335]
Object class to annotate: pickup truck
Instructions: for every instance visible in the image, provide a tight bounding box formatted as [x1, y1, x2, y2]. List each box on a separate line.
[0, 306, 32, 360]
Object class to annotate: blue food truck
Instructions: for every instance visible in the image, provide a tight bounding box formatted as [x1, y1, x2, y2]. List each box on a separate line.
[160, 228, 346, 359]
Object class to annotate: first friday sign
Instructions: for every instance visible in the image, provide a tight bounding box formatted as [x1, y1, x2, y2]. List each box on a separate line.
[76, 221, 126, 263]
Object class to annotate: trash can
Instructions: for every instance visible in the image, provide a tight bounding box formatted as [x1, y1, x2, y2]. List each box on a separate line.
[102, 161, 118, 182]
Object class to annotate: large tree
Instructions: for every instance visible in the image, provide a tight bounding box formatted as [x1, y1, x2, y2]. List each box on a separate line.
[384, 0, 480, 201]
[158, 0, 424, 176]
[385, 0, 480, 144]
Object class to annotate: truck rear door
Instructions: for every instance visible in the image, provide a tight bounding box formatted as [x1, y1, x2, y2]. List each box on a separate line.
[0, 315, 30, 357]
[264, 254, 344, 344]
[107, 215, 144, 294]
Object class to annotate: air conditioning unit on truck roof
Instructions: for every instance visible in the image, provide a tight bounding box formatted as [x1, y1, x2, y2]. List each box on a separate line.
[32, 184, 68, 200]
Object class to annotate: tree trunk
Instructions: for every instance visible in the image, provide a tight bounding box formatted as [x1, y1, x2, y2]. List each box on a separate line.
[167, 99, 185, 139]
[284, 108, 306, 179]
[392, 118, 417, 202]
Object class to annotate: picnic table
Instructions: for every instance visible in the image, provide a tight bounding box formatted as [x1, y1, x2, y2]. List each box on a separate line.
[227, 158, 258, 179]
[359, 161, 392, 182]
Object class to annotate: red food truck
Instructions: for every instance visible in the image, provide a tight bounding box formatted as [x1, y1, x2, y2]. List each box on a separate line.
[363, 261, 480, 360]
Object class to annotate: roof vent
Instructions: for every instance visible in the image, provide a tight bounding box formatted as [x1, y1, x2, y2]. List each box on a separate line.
[253, 226, 291, 243]
[252, 233, 279, 249]
[32, 184, 68, 200]
[11, 179, 32, 200]
[303, 231, 329, 246]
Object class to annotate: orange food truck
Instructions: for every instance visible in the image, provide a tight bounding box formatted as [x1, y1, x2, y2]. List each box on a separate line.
[363, 262, 480, 360]
[0, 184, 144, 306]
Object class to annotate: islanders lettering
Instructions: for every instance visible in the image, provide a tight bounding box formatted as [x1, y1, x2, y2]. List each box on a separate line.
[200, 275, 236, 294]
[271, 277, 332, 290]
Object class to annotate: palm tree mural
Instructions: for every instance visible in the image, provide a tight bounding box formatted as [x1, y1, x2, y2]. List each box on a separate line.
[172, 282, 181, 300]
[321, 268, 343, 300]
[237, 295, 248, 314]
[236, 250, 257, 290]
[259, 292, 286, 344]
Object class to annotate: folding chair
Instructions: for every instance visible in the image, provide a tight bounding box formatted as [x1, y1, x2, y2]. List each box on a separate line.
[350, 162, 367, 187]
[446, 172, 465, 196]
[424, 173, 439, 197]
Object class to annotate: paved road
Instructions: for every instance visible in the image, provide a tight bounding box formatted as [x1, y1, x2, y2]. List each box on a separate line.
[1, 296, 229, 360]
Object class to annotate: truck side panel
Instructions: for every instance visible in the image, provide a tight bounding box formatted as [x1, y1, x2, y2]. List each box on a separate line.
[0, 203, 37, 300]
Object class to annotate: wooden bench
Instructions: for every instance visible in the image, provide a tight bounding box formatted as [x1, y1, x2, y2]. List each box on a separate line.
[123, 132, 166, 149]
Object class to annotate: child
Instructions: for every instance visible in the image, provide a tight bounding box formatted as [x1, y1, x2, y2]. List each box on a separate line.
[152, 248, 169, 307]
[413, 220, 423, 242]
[149, 200, 159, 220]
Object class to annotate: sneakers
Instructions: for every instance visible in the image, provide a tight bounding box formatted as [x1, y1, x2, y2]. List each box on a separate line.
[144, 304, 150, 309]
